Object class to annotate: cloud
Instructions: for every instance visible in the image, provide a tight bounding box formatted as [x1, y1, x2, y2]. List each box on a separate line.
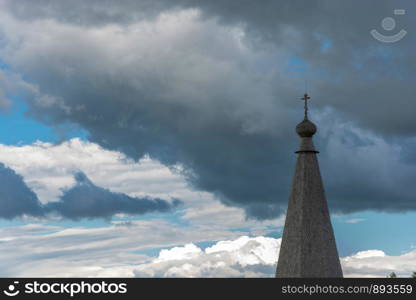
[134, 236, 416, 278]
[0, 1, 415, 219]
[0, 139, 280, 232]
[0, 90, 11, 111]
[0, 159, 181, 220]
[134, 236, 280, 277]
[341, 249, 416, 278]
[0, 163, 44, 219]
[0, 138, 187, 204]
[0, 220, 250, 277]
[343, 218, 366, 224]
[0, 6, 300, 220]
[45, 171, 182, 220]
[1, 223, 415, 277]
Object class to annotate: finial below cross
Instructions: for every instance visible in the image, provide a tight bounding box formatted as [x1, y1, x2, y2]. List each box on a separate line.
[301, 93, 311, 120]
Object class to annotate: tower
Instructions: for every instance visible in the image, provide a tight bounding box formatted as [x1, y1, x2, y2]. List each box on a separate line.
[276, 93, 343, 278]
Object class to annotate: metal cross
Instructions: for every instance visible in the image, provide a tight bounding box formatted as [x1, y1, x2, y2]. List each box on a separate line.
[301, 93, 311, 120]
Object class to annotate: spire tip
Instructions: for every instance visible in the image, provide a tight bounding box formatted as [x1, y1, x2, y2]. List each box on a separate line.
[300, 93, 311, 120]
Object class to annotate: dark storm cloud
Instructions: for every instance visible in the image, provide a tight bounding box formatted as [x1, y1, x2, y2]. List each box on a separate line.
[0, 0, 415, 219]
[0, 163, 44, 219]
[2, 0, 171, 25]
[0, 164, 181, 220]
[45, 172, 182, 220]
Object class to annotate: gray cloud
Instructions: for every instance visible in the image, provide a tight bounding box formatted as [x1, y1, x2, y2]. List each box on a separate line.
[45, 172, 182, 220]
[0, 163, 44, 219]
[0, 0, 415, 219]
[0, 163, 181, 220]
[1, 0, 173, 26]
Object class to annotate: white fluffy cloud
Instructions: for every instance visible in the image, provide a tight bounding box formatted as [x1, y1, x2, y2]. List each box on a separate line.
[0, 138, 186, 204]
[0, 139, 281, 229]
[134, 236, 280, 277]
[134, 237, 416, 278]
[0, 140, 281, 276]
[1, 220, 415, 277]
[0, 139, 184, 219]
[0, 137, 412, 278]
[0, 220, 251, 277]
[342, 249, 416, 278]
[1, 139, 413, 277]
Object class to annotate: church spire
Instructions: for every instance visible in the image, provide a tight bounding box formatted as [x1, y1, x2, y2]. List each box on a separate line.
[276, 93, 343, 278]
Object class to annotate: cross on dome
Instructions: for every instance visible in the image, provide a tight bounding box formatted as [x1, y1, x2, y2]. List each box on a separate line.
[301, 93, 311, 120]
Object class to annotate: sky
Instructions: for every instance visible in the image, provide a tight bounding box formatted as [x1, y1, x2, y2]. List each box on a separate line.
[0, 0, 415, 277]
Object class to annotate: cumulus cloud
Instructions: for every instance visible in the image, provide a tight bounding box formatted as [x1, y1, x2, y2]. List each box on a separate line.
[0, 7, 295, 219]
[134, 236, 280, 277]
[45, 171, 182, 220]
[0, 220, 250, 277]
[0, 138, 187, 204]
[133, 235, 416, 278]
[0, 163, 44, 219]
[0, 160, 181, 220]
[0, 139, 281, 232]
[341, 249, 416, 278]
[1, 223, 415, 277]
[0, 1, 415, 219]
